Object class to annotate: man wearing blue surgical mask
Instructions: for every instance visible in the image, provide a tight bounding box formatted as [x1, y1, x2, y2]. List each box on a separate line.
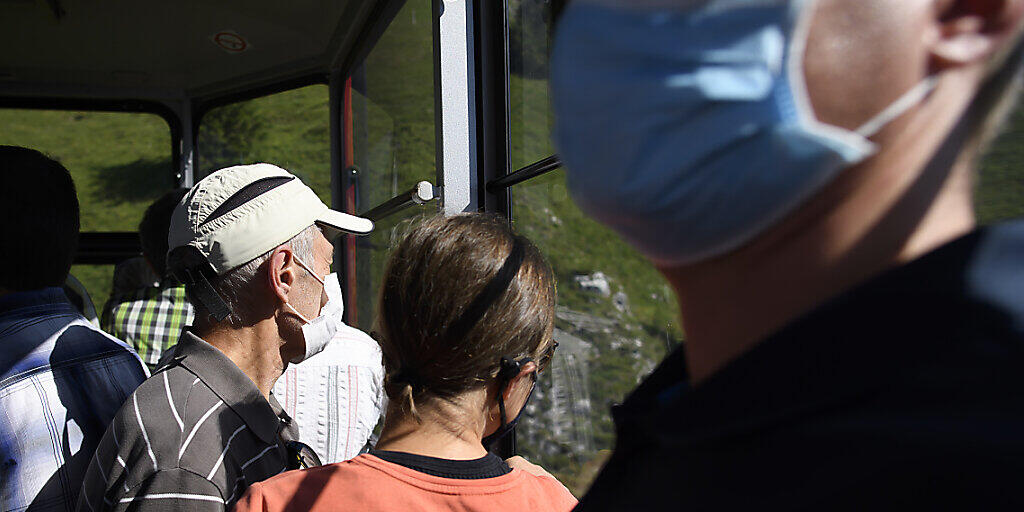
[553, 0, 1024, 509]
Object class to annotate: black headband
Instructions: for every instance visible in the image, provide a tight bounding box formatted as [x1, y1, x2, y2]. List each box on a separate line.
[442, 237, 526, 343]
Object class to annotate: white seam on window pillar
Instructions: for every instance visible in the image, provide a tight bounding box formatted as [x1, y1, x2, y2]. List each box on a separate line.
[436, 0, 478, 215]
[178, 100, 196, 187]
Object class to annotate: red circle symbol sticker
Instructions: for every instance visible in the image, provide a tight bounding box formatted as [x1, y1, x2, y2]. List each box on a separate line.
[212, 31, 248, 53]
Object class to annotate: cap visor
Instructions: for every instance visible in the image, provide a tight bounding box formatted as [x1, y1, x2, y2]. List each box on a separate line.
[316, 208, 374, 237]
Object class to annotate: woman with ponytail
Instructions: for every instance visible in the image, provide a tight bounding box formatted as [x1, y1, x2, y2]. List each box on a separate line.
[234, 213, 575, 512]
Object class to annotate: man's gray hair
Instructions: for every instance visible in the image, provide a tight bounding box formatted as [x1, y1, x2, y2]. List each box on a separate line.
[210, 224, 320, 326]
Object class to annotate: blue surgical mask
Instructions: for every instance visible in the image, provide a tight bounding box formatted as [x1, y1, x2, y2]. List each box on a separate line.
[551, 0, 936, 265]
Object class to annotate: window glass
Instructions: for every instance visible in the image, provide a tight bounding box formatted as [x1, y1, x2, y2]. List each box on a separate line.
[349, 206, 432, 331]
[198, 84, 331, 203]
[512, 169, 682, 496]
[0, 108, 173, 308]
[977, 92, 1024, 223]
[347, 0, 438, 329]
[69, 265, 115, 318]
[508, 0, 562, 170]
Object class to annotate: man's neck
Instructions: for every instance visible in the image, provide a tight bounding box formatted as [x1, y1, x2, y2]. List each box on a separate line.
[198, 320, 285, 399]
[662, 71, 980, 385]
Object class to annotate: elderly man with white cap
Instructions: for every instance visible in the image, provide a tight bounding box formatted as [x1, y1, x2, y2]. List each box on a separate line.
[552, 0, 1024, 509]
[76, 164, 372, 512]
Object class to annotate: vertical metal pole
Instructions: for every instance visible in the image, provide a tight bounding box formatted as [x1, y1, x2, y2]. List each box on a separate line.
[436, 0, 479, 214]
[178, 100, 196, 187]
[344, 77, 360, 327]
[330, 72, 358, 326]
[474, 0, 511, 218]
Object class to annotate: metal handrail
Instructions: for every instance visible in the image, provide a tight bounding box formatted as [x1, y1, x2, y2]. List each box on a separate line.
[485, 155, 561, 192]
[360, 180, 438, 221]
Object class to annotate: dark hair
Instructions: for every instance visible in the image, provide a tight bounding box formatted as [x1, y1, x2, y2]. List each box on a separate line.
[140, 188, 189, 278]
[0, 146, 80, 291]
[375, 213, 556, 419]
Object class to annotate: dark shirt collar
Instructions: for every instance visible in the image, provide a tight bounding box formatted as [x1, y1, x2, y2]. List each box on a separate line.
[171, 330, 284, 444]
[620, 221, 1024, 444]
[369, 450, 511, 479]
[0, 287, 71, 314]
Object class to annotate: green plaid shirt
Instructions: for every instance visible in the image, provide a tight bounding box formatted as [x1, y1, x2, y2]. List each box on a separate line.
[102, 284, 194, 371]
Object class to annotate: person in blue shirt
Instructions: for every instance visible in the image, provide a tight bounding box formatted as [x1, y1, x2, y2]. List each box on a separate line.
[552, 0, 1024, 509]
[0, 146, 148, 511]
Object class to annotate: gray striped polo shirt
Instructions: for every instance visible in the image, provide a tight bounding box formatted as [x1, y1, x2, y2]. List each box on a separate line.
[76, 331, 299, 511]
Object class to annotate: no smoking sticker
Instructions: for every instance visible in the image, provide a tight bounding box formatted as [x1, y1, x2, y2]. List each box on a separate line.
[212, 30, 249, 53]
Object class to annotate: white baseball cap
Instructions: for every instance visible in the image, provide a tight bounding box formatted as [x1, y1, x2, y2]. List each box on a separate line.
[167, 163, 371, 320]
[169, 163, 371, 274]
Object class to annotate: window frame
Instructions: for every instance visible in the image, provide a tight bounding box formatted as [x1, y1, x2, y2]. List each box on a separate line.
[0, 96, 183, 265]
[191, 73, 331, 182]
[336, 0, 444, 327]
[475, 0, 567, 458]
[480, 0, 563, 220]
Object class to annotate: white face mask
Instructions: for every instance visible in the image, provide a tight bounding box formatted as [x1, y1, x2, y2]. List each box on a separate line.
[284, 257, 342, 363]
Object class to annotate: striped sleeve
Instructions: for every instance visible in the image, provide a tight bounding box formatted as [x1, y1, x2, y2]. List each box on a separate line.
[114, 469, 225, 512]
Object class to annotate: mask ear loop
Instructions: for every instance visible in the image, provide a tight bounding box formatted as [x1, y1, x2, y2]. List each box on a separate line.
[495, 357, 518, 427]
[283, 302, 312, 324]
[854, 76, 939, 138]
[495, 356, 536, 423]
[284, 255, 327, 324]
[787, 0, 938, 147]
[786, 0, 876, 157]
[497, 393, 508, 427]
[494, 355, 534, 426]
[293, 255, 326, 286]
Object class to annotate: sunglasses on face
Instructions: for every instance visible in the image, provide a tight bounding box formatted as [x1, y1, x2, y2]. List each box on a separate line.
[537, 340, 559, 374]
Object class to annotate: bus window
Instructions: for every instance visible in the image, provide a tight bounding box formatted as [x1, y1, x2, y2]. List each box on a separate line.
[509, 0, 560, 171]
[502, 0, 677, 497]
[347, 0, 437, 331]
[510, 169, 682, 496]
[0, 108, 173, 305]
[198, 84, 332, 202]
[977, 97, 1024, 224]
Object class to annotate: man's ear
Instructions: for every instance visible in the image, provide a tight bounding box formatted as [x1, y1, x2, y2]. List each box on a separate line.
[268, 246, 297, 305]
[931, 0, 1024, 69]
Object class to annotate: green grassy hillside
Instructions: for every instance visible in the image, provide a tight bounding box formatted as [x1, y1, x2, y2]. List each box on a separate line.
[0, 109, 174, 304]
[977, 99, 1024, 223]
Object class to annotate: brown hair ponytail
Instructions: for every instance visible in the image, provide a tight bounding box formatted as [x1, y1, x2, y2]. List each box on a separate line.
[375, 213, 556, 420]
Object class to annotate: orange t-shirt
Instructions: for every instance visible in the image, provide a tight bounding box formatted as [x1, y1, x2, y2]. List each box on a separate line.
[233, 454, 578, 512]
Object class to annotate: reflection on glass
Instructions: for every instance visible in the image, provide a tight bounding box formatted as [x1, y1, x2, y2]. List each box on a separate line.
[508, 0, 559, 170]
[198, 85, 331, 203]
[0, 108, 173, 306]
[349, 207, 432, 332]
[977, 91, 1024, 224]
[512, 169, 682, 496]
[348, 0, 437, 329]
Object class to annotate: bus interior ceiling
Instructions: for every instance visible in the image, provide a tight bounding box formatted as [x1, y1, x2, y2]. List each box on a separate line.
[0, 0, 377, 100]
